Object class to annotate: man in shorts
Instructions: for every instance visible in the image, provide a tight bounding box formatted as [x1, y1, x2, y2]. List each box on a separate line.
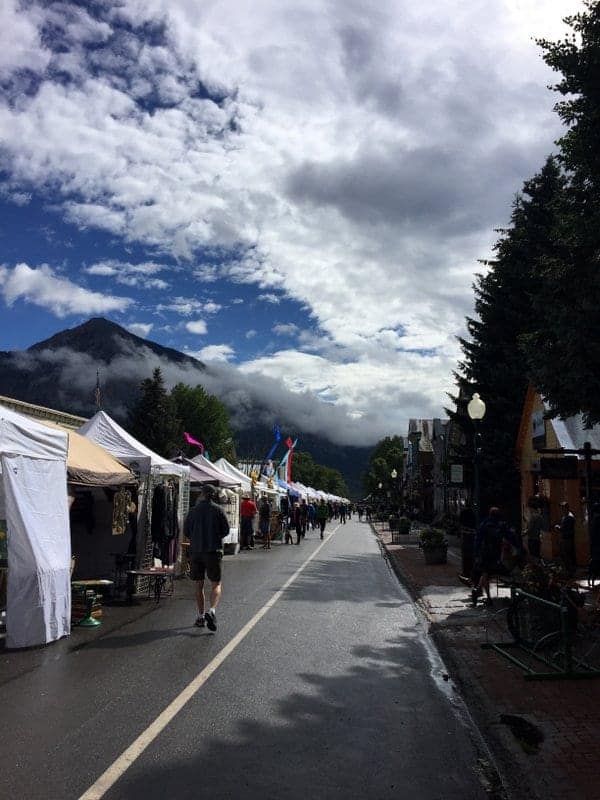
[184, 484, 230, 631]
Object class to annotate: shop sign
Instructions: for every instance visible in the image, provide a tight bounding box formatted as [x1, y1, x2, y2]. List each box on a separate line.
[532, 410, 546, 450]
[449, 464, 464, 485]
[540, 457, 578, 480]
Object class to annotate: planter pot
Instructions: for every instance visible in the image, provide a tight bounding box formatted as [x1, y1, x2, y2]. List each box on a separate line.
[423, 544, 448, 565]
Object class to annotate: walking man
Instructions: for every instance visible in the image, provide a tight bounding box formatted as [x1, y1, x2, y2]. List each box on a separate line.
[184, 484, 230, 631]
[258, 494, 272, 549]
[316, 498, 328, 539]
[295, 499, 308, 544]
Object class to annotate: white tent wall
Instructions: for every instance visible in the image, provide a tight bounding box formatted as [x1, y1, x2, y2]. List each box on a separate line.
[0, 405, 71, 649]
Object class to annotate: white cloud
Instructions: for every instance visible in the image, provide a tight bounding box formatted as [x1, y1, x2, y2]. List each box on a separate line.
[273, 322, 299, 336]
[245, 329, 257, 339]
[0, 262, 132, 318]
[0, 0, 50, 77]
[203, 301, 222, 314]
[194, 264, 220, 283]
[156, 297, 198, 316]
[85, 260, 167, 276]
[0, 0, 585, 441]
[193, 344, 235, 363]
[185, 319, 208, 335]
[127, 322, 153, 338]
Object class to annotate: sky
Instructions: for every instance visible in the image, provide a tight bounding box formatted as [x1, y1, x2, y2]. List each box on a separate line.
[0, 0, 584, 446]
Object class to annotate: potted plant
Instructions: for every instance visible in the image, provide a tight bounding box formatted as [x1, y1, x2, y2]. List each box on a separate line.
[419, 527, 448, 564]
[398, 516, 411, 535]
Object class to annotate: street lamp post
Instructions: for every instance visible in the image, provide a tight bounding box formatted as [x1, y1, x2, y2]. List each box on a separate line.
[467, 393, 486, 530]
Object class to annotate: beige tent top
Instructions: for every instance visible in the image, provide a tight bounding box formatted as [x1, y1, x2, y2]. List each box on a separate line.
[33, 418, 136, 486]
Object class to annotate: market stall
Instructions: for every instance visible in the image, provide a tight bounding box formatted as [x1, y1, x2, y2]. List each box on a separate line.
[0, 405, 70, 649]
[59, 427, 137, 581]
[78, 411, 190, 573]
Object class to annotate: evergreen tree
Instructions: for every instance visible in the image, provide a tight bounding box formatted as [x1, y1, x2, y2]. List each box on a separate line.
[127, 367, 180, 457]
[523, 4, 600, 424]
[456, 159, 569, 518]
[170, 383, 236, 461]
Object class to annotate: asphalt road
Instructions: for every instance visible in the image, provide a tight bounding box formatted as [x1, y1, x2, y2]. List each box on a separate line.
[1, 520, 489, 800]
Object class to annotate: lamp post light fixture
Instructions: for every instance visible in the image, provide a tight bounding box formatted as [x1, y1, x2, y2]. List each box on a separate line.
[467, 393, 486, 529]
[390, 468, 398, 508]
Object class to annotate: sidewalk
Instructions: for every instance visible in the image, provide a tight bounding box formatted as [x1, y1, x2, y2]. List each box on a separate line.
[373, 523, 600, 800]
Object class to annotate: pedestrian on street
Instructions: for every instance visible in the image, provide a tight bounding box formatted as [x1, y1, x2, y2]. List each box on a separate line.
[295, 499, 308, 543]
[555, 501, 576, 576]
[240, 492, 257, 550]
[340, 503, 347, 524]
[471, 506, 506, 606]
[316, 498, 328, 539]
[258, 494, 272, 549]
[184, 484, 230, 631]
[524, 504, 543, 560]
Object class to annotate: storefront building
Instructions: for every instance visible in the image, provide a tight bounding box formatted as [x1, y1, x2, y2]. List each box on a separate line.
[516, 386, 600, 565]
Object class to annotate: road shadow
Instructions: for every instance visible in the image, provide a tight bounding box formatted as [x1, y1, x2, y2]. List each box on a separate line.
[101, 638, 489, 800]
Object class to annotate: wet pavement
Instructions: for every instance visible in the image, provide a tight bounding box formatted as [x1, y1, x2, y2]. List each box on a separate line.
[374, 522, 600, 800]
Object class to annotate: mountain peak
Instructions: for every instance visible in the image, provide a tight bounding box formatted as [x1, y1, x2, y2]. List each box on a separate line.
[28, 317, 203, 368]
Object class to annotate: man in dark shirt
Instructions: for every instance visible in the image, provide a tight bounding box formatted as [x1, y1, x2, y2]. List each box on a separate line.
[555, 501, 576, 576]
[184, 484, 230, 631]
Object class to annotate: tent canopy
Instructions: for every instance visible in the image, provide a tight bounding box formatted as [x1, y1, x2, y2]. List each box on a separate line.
[175, 455, 240, 488]
[35, 419, 135, 486]
[213, 458, 252, 492]
[78, 411, 188, 478]
[0, 403, 67, 461]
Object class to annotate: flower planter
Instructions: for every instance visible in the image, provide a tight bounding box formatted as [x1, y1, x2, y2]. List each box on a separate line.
[422, 544, 448, 565]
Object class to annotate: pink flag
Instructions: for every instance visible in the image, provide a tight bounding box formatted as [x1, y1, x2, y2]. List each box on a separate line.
[184, 432, 205, 454]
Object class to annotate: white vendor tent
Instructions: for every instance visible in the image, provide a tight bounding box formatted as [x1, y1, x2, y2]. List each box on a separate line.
[78, 411, 188, 478]
[78, 411, 190, 570]
[188, 454, 241, 488]
[0, 405, 71, 649]
[213, 458, 253, 493]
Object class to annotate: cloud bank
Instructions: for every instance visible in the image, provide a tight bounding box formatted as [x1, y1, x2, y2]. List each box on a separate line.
[0, 0, 584, 443]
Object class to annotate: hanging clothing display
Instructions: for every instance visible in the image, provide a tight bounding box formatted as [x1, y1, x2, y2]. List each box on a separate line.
[112, 487, 132, 535]
[151, 480, 179, 565]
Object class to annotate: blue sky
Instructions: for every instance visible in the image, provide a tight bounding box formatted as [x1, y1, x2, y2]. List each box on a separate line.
[0, 0, 584, 445]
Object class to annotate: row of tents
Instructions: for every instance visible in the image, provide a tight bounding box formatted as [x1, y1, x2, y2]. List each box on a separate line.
[0, 404, 349, 649]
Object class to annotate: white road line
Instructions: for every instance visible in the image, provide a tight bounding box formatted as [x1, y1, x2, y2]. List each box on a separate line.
[79, 527, 339, 800]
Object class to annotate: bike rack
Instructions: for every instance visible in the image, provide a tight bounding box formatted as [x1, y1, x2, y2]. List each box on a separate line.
[482, 587, 600, 680]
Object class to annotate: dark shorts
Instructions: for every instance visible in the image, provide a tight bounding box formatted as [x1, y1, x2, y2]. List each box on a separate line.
[190, 552, 223, 583]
